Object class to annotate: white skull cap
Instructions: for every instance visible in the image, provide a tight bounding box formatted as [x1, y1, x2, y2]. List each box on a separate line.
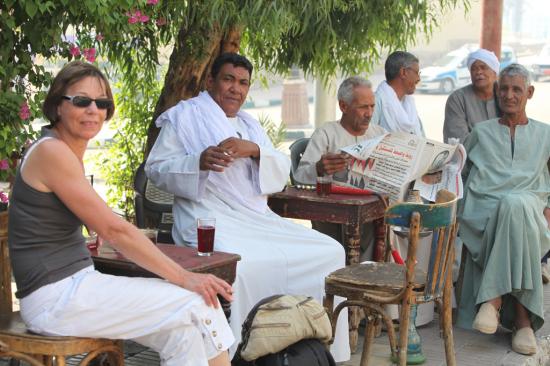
[467, 48, 500, 74]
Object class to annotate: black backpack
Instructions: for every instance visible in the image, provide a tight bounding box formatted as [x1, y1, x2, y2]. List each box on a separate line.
[232, 338, 336, 366]
[231, 295, 336, 366]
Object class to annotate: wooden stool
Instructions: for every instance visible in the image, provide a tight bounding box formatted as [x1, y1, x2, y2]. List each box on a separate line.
[324, 190, 459, 366]
[0, 211, 124, 365]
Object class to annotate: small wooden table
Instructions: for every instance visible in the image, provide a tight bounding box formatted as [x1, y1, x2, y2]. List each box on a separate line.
[268, 187, 388, 265]
[268, 187, 388, 352]
[92, 244, 241, 317]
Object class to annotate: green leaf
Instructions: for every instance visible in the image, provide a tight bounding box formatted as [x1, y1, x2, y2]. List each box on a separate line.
[25, 1, 38, 18]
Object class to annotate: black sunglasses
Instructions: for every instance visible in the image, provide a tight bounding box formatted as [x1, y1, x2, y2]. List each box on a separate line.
[62, 95, 113, 110]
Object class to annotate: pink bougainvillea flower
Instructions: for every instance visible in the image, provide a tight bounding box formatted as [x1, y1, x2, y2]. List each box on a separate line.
[156, 17, 167, 26]
[19, 101, 30, 120]
[127, 9, 149, 24]
[0, 192, 8, 204]
[127, 10, 140, 24]
[95, 34, 104, 41]
[83, 48, 96, 63]
[0, 160, 8, 171]
[69, 44, 80, 57]
[147, 0, 159, 5]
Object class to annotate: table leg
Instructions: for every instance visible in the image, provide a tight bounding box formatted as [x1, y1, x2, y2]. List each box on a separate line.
[372, 218, 386, 262]
[345, 222, 361, 266]
[344, 222, 361, 353]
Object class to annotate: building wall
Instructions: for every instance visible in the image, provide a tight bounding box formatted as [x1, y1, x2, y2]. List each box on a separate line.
[410, 1, 482, 64]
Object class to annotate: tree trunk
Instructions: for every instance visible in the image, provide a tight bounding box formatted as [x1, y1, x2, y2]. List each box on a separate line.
[144, 21, 242, 157]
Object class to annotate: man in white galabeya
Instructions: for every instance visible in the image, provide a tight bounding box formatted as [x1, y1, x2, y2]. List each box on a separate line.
[145, 53, 350, 361]
[371, 50, 424, 137]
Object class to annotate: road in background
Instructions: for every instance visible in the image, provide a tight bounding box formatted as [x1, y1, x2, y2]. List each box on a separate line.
[245, 76, 550, 143]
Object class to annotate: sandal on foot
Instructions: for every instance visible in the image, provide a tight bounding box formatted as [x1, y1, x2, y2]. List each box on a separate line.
[473, 302, 499, 334]
[512, 327, 537, 355]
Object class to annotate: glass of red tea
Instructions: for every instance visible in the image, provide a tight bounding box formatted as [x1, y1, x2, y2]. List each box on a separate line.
[197, 218, 216, 256]
[316, 175, 332, 196]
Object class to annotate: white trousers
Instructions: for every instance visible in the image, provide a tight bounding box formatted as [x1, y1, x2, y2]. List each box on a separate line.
[20, 266, 234, 366]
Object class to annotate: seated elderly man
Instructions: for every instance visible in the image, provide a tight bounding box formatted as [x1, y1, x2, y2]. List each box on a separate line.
[294, 77, 385, 184]
[293, 76, 385, 259]
[443, 48, 500, 143]
[456, 64, 550, 355]
[145, 53, 349, 361]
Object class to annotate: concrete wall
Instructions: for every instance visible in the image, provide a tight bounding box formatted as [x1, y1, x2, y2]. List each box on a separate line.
[410, 1, 482, 64]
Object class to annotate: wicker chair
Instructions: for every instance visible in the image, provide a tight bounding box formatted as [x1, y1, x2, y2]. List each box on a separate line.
[134, 162, 175, 243]
[324, 190, 459, 366]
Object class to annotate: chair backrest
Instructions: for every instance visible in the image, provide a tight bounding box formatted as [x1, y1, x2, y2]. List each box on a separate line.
[134, 162, 175, 243]
[384, 190, 458, 301]
[289, 137, 310, 185]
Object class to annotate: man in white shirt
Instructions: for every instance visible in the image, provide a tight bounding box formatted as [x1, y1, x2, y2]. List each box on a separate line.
[145, 53, 350, 361]
[294, 77, 385, 259]
[294, 77, 385, 184]
[371, 51, 425, 137]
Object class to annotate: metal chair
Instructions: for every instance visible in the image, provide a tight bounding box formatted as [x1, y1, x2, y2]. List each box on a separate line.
[0, 213, 123, 366]
[324, 190, 459, 366]
[288, 137, 310, 185]
[134, 162, 175, 244]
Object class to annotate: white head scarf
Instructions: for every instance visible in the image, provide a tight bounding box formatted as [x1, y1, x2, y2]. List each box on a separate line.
[467, 49, 500, 74]
[375, 81, 423, 136]
[155, 91, 270, 213]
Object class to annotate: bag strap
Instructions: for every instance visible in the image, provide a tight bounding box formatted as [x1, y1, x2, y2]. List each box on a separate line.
[232, 294, 285, 364]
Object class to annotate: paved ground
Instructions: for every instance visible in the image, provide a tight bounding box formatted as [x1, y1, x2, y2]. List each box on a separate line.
[3, 282, 550, 365]
[337, 287, 550, 366]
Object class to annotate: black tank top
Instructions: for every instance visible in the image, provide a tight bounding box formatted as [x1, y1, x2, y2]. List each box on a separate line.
[8, 137, 93, 298]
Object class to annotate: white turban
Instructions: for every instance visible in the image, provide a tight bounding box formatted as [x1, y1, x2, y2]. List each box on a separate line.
[467, 49, 500, 74]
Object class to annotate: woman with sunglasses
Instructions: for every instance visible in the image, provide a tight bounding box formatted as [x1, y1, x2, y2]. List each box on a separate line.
[8, 61, 234, 366]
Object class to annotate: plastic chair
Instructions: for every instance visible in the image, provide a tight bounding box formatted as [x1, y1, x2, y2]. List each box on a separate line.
[288, 137, 310, 185]
[134, 162, 175, 244]
[324, 190, 459, 366]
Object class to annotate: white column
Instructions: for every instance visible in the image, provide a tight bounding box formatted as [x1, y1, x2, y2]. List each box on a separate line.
[314, 77, 337, 129]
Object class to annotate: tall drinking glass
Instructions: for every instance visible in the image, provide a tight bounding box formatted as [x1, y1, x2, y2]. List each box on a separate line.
[197, 218, 216, 256]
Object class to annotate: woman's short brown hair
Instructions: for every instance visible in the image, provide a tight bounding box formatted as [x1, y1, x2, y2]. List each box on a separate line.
[42, 61, 115, 124]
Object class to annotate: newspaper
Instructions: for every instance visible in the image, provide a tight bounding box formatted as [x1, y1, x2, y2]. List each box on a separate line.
[340, 131, 466, 203]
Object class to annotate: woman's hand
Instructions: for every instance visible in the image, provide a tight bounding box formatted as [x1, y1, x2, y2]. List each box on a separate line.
[181, 272, 234, 308]
[544, 207, 550, 229]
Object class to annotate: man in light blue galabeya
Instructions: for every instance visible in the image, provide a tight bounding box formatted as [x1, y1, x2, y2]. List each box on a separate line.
[457, 63, 550, 356]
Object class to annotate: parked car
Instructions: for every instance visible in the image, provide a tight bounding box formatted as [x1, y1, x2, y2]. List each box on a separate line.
[418, 45, 516, 94]
[525, 44, 550, 81]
